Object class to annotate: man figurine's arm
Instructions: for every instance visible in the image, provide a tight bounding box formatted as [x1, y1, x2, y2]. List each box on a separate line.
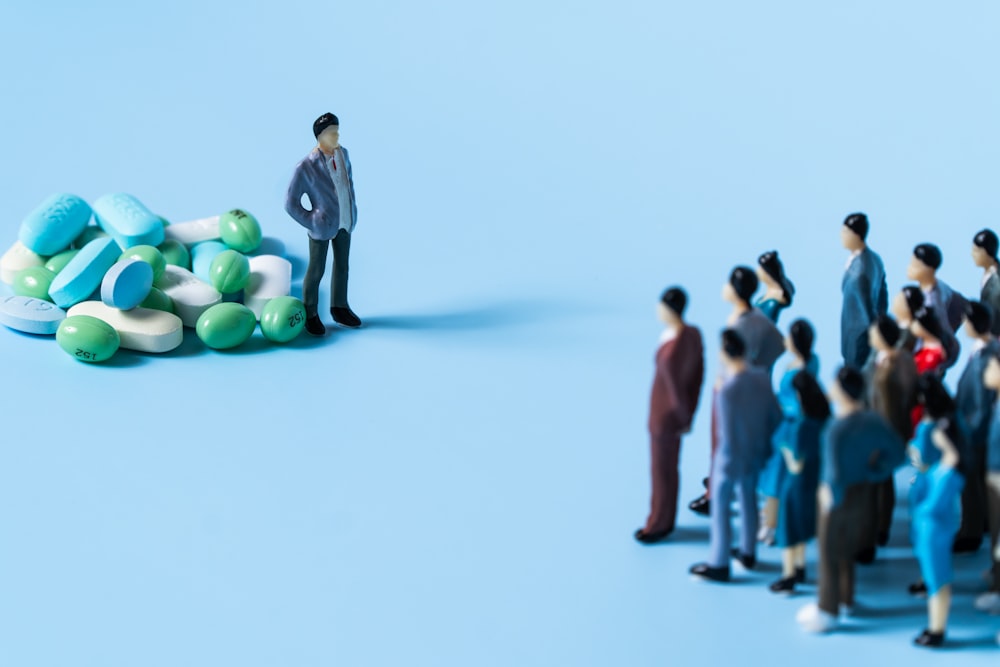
[343, 147, 358, 224]
[284, 162, 318, 230]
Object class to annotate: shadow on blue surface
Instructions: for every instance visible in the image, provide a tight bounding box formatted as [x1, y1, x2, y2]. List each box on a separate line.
[363, 299, 588, 332]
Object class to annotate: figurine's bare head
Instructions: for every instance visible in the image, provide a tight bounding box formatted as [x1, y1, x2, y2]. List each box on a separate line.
[983, 354, 1000, 391]
[841, 213, 868, 252]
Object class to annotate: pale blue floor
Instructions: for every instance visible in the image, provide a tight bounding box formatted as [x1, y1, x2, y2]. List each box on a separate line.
[1, 2, 1000, 665]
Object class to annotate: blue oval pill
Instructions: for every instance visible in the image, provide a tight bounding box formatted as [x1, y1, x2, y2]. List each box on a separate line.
[101, 258, 154, 310]
[48, 236, 123, 308]
[190, 240, 228, 283]
[18, 193, 93, 256]
[0, 295, 67, 335]
[92, 193, 165, 249]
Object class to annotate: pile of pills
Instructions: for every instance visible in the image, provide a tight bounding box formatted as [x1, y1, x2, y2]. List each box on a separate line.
[0, 193, 307, 363]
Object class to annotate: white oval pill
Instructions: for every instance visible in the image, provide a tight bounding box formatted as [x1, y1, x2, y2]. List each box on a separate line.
[154, 265, 222, 327]
[244, 255, 292, 319]
[1, 241, 45, 285]
[163, 215, 221, 245]
[0, 295, 66, 335]
[67, 301, 183, 353]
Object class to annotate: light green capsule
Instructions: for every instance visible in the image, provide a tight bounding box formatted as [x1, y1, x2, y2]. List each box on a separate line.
[158, 239, 190, 270]
[44, 248, 81, 274]
[209, 249, 250, 294]
[120, 244, 167, 281]
[219, 209, 262, 253]
[139, 286, 175, 313]
[13, 266, 56, 300]
[56, 314, 120, 363]
[73, 226, 109, 249]
[260, 296, 306, 343]
[195, 302, 256, 349]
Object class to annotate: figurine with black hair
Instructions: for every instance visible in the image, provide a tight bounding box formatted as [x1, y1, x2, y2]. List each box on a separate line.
[755, 251, 795, 323]
[910, 374, 968, 647]
[953, 301, 998, 554]
[907, 243, 967, 370]
[840, 213, 889, 369]
[759, 319, 819, 547]
[285, 112, 362, 335]
[689, 329, 781, 583]
[770, 368, 830, 594]
[797, 367, 903, 633]
[688, 267, 784, 517]
[975, 352, 1000, 614]
[636, 287, 705, 544]
[862, 315, 918, 555]
[972, 229, 1000, 336]
[890, 285, 925, 354]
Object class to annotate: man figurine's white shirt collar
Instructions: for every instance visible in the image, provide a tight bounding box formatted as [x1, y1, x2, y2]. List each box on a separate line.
[845, 248, 862, 270]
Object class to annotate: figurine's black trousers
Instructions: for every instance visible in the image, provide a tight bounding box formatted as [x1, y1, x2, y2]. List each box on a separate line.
[817, 483, 873, 615]
[957, 447, 988, 544]
[988, 479, 1000, 591]
[304, 230, 351, 316]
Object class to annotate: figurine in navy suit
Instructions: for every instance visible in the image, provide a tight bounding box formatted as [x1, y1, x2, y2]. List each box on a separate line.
[689, 267, 783, 518]
[907, 243, 966, 371]
[954, 301, 998, 553]
[689, 329, 781, 583]
[285, 112, 361, 335]
[976, 352, 1000, 615]
[797, 367, 903, 633]
[972, 230, 1000, 336]
[841, 213, 889, 369]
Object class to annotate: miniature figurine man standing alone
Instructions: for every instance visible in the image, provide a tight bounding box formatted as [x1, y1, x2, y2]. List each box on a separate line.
[285, 112, 361, 335]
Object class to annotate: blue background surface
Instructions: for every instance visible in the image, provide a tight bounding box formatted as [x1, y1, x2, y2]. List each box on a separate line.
[1, 1, 999, 664]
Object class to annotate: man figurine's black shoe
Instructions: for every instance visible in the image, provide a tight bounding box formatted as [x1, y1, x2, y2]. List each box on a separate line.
[688, 494, 710, 516]
[795, 567, 806, 584]
[913, 629, 944, 647]
[908, 580, 928, 597]
[331, 306, 362, 328]
[952, 536, 982, 554]
[690, 563, 730, 582]
[634, 528, 672, 544]
[305, 315, 326, 336]
[730, 548, 756, 570]
[855, 546, 876, 564]
[877, 530, 890, 547]
[769, 576, 796, 594]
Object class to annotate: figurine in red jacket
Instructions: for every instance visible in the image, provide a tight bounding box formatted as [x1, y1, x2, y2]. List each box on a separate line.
[636, 287, 705, 543]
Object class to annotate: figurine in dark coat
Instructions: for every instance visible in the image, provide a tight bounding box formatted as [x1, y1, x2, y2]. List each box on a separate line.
[636, 287, 705, 544]
[797, 367, 904, 634]
[953, 301, 998, 553]
[907, 243, 967, 371]
[689, 266, 783, 517]
[972, 229, 1000, 336]
[975, 352, 1000, 614]
[840, 213, 889, 369]
[689, 329, 782, 583]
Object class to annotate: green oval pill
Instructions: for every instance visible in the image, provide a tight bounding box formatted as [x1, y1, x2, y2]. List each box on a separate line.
[195, 302, 256, 349]
[209, 249, 250, 294]
[139, 286, 175, 313]
[219, 209, 262, 253]
[158, 239, 191, 270]
[120, 244, 166, 281]
[44, 248, 81, 274]
[56, 314, 120, 363]
[13, 266, 56, 300]
[260, 296, 306, 343]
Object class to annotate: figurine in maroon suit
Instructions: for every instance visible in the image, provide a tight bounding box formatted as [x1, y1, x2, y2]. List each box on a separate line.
[636, 287, 706, 543]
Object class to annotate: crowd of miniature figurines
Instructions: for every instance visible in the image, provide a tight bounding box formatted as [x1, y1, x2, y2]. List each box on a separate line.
[639, 213, 1000, 648]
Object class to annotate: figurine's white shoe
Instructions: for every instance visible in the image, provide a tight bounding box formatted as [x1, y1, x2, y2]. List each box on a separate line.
[757, 524, 776, 545]
[974, 591, 1000, 614]
[797, 603, 838, 633]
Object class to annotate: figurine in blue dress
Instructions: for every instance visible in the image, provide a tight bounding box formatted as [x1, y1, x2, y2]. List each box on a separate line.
[911, 405, 967, 647]
[769, 369, 830, 594]
[754, 250, 795, 324]
[758, 319, 817, 545]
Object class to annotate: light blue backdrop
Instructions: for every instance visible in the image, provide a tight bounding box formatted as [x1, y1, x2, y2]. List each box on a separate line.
[0, 1, 998, 665]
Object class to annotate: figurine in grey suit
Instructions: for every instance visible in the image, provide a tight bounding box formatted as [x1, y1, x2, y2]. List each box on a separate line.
[690, 329, 782, 582]
[907, 243, 967, 371]
[973, 229, 1000, 336]
[841, 213, 889, 370]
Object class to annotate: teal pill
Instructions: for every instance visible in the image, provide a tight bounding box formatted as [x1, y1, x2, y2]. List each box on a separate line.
[158, 239, 190, 270]
[191, 240, 227, 282]
[209, 250, 250, 294]
[195, 302, 256, 349]
[13, 267, 56, 300]
[48, 236, 123, 308]
[56, 314, 120, 363]
[219, 209, 262, 253]
[18, 193, 93, 256]
[260, 296, 306, 343]
[44, 248, 81, 274]
[92, 193, 165, 249]
[140, 287, 175, 313]
[120, 244, 166, 281]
